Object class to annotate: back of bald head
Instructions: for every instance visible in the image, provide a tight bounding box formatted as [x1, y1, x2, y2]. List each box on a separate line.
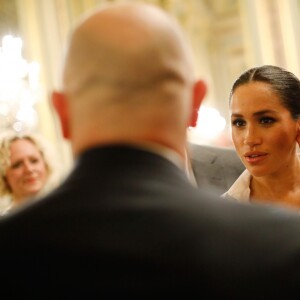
[63, 2, 196, 102]
[60, 2, 198, 156]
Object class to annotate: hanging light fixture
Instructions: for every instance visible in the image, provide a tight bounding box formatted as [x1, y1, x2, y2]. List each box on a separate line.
[0, 34, 40, 132]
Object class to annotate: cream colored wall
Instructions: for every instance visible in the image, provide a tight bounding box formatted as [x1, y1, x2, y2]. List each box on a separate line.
[240, 0, 300, 75]
[15, 0, 69, 168]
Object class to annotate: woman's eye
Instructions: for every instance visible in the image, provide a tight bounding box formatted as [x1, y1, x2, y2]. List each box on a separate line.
[11, 162, 22, 169]
[232, 119, 245, 127]
[260, 117, 275, 125]
[30, 158, 39, 164]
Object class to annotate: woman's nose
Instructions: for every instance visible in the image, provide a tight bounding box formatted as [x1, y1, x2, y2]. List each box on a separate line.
[23, 161, 34, 173]
[243, 127, 262, 146]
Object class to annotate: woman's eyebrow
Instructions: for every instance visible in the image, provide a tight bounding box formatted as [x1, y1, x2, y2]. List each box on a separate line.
[231, 110, 277, 118]
[253, 109, 277, 116]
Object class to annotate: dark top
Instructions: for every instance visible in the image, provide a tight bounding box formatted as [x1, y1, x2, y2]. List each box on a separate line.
[0, 145, 300, 298]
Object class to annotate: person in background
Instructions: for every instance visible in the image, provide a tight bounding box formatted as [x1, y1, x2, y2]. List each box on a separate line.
[187, 142, 245, 193]
[0, 131, 62, 215]
[1, 3, 300, 298]
[223, 65, 300, 211]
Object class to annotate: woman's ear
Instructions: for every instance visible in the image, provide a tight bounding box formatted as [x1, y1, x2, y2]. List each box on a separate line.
[51, 91, 70, 139]
[296, 120, 300, 147]
[189, 80, 207, 127]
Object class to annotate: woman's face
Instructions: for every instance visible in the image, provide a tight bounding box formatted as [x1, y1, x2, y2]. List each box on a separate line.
[5, 139, 48, 201]
[230, 81, 300, 177]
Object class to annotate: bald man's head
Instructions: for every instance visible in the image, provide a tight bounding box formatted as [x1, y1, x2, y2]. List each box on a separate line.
[53, 2, 205, 157]
[64, 3, 195, 96]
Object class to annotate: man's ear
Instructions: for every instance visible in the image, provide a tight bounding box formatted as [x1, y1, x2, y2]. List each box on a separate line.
[189, 80, 206, 127]
[51, 91, 70, 139]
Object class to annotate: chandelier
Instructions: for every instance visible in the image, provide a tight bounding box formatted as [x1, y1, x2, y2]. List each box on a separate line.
[0, 35, 40, 132]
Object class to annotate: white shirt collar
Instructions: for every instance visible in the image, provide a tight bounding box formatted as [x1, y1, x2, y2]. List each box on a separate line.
[222, 169, 251, 202]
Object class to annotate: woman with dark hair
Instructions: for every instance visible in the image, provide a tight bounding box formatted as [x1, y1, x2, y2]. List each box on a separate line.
[223, 65, 300, 210]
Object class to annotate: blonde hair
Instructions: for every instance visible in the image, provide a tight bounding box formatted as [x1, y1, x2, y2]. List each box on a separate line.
[0, 130, 62, 199]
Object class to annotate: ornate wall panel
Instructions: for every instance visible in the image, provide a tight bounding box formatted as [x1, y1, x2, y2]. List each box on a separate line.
[0, 0, 19, 38]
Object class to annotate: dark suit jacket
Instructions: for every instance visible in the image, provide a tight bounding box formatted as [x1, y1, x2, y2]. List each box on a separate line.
[1, 145, 300, 298]
[188, 143, 245, 194]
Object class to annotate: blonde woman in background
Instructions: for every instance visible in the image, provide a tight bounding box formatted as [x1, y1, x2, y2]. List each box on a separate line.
[0, 131, 63, 215]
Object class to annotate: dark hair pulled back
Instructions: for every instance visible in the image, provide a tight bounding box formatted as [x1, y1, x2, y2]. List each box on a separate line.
[230, 65, 300, 120]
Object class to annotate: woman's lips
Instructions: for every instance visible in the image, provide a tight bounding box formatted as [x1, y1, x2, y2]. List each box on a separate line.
[244, 152, 268, 163]
[24, 177, 38, 184]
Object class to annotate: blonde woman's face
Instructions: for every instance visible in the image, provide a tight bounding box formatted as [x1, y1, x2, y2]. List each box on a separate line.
[5, 139, 48, 202]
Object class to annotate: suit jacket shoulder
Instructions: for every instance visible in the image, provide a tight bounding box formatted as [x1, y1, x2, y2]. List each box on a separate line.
[188, 143, 245, 194]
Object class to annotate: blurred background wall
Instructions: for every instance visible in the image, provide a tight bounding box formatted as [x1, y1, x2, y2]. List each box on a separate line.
[0, 0, 300, 167]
